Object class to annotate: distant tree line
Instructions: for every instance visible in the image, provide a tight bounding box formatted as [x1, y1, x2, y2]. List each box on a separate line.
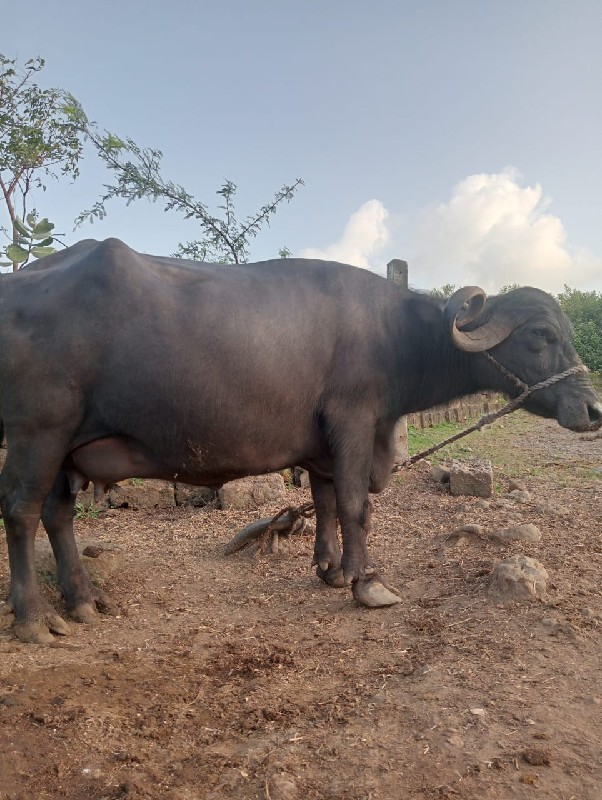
[430, 283, 602, 373]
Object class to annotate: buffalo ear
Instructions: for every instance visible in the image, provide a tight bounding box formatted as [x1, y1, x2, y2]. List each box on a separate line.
[444, 286, 514, 352]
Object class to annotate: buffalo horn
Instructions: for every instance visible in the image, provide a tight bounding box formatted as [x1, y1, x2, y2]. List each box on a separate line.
[444, 286, 514, 353]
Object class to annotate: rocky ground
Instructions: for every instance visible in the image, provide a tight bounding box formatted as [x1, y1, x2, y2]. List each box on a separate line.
[0, 411, 601, 800]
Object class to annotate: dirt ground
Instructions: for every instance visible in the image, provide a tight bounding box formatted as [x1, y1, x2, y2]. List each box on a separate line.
[0, 412, 601, 800]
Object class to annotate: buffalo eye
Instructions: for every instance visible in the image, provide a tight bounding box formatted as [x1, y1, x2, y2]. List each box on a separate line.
[528, 326, 557, 349]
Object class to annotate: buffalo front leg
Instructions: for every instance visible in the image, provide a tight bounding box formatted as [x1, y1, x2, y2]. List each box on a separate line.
[42, 471, 113, 624]
[309, 474, 345, 588]
[333, 439, 401, 608]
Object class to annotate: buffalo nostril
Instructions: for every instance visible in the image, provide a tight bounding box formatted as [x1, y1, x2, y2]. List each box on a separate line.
[588, 401, 602, 428]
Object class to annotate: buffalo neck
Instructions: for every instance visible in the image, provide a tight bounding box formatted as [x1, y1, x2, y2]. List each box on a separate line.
[387, 291, 479, 418]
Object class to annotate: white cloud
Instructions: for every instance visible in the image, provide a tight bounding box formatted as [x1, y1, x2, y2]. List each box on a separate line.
[409, 168, 602, 293]
[299, 170, 602, 294]
[300, 199, 390, 269]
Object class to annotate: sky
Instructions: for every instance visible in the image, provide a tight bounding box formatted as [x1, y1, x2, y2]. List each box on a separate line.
[3, 0, 602, 294]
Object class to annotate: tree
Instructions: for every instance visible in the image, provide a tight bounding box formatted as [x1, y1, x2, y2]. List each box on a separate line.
[0, 54, 86, 270]
[557, 286, 602, 372]
[428, 283, 457, 299]
[76, 123, 303, 264]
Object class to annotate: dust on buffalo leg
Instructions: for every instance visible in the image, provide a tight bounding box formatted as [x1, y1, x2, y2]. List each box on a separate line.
[41, 470, 112, 624]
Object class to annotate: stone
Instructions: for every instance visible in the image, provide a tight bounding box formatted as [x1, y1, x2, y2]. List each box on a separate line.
[489, 554, 548, 601]
[449, 458, 493, 498]
[219, 473, 286, 510]
[507, 489, 532, 503]
[293, 467, 310, 488]
[508, 479, 527, 492]
[174, 484, 217, 507]
[495, 498, 514, 508]
[431, 464, 450, 484]
[489, 523, 542, 544]
[534, 503, 570, 517]
[108, 480, 175, 510]
[36, 539, 124, 585]
[435, 524, 483, 549]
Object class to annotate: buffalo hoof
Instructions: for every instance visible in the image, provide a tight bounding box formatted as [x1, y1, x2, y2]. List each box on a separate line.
[13, 612, 71, 644]
[352, 575, 402, 608]
[70, 602, 98, 624]
[315, 564, 346, 588]
[69, 588, 117, 623]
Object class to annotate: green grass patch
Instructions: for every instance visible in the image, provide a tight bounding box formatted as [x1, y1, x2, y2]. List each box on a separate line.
[75, 501, 102, 519]
[409, 410, 598, 487]
[408, 420, 476, 462]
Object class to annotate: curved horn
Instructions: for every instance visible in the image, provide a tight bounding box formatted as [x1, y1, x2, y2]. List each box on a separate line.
[444, 286, 514, 353]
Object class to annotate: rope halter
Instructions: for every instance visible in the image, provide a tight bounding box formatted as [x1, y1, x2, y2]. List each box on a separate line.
[395, 355, 589, 469]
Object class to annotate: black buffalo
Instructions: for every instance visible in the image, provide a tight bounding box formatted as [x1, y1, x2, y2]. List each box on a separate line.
[1, 238, 600, 643]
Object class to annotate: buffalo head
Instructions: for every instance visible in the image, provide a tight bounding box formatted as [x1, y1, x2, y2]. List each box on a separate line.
[444, 286, 602, 432]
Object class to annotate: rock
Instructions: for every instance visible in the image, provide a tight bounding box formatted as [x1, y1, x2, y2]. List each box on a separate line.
[36, 539, 124, 585]
[489, 554, 548, 601]
[293, 467, 310, 488]
[475, 499, 490, 509]
[435, 524, 484, 549]
[489, 523, 542, 544]
[431, 464, 450, 484]
[174, 484, 217, 507]
[507, 489, 532, 503]
[449, 458, 493, 498]
[494, 498, 514, 508]
[521, 748, 551, 766]
[219, 473, 286, 510]
[108, 480, 175, 509]
[534, 503, 570, 517]
[508, 479, 527, 492]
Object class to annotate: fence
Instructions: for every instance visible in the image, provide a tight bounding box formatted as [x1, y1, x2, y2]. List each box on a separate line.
[405, 392, 504, 429]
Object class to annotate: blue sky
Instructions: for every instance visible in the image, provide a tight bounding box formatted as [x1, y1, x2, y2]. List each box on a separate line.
[3, 0, 602, 292]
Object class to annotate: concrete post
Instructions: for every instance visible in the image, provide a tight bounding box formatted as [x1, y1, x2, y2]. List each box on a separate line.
[387, 259, 409, 461]
[387, 258, 408, 287]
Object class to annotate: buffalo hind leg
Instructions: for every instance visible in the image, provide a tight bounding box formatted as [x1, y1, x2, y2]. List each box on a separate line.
[309, 474, 345, 588]
[0, 438, 73, 644]
[41, 471, 113, 624]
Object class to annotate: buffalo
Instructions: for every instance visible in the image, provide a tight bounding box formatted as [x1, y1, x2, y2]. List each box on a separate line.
[0, 238, 600, 643]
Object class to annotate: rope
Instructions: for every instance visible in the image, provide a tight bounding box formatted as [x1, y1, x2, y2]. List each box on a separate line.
[261, 358, 589, 529]
[393, 358, 588, 470]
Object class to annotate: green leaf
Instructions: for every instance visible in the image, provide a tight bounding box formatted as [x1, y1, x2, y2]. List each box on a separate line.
[30, 245, 55, 259]
[32, 218, 54, 238]
[0, 261, 13, 267]
[13, 216, 31, 237]
[6, 244, 30, 263]
[35, 236, 54, 247]
[26, 211, 37, 228]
